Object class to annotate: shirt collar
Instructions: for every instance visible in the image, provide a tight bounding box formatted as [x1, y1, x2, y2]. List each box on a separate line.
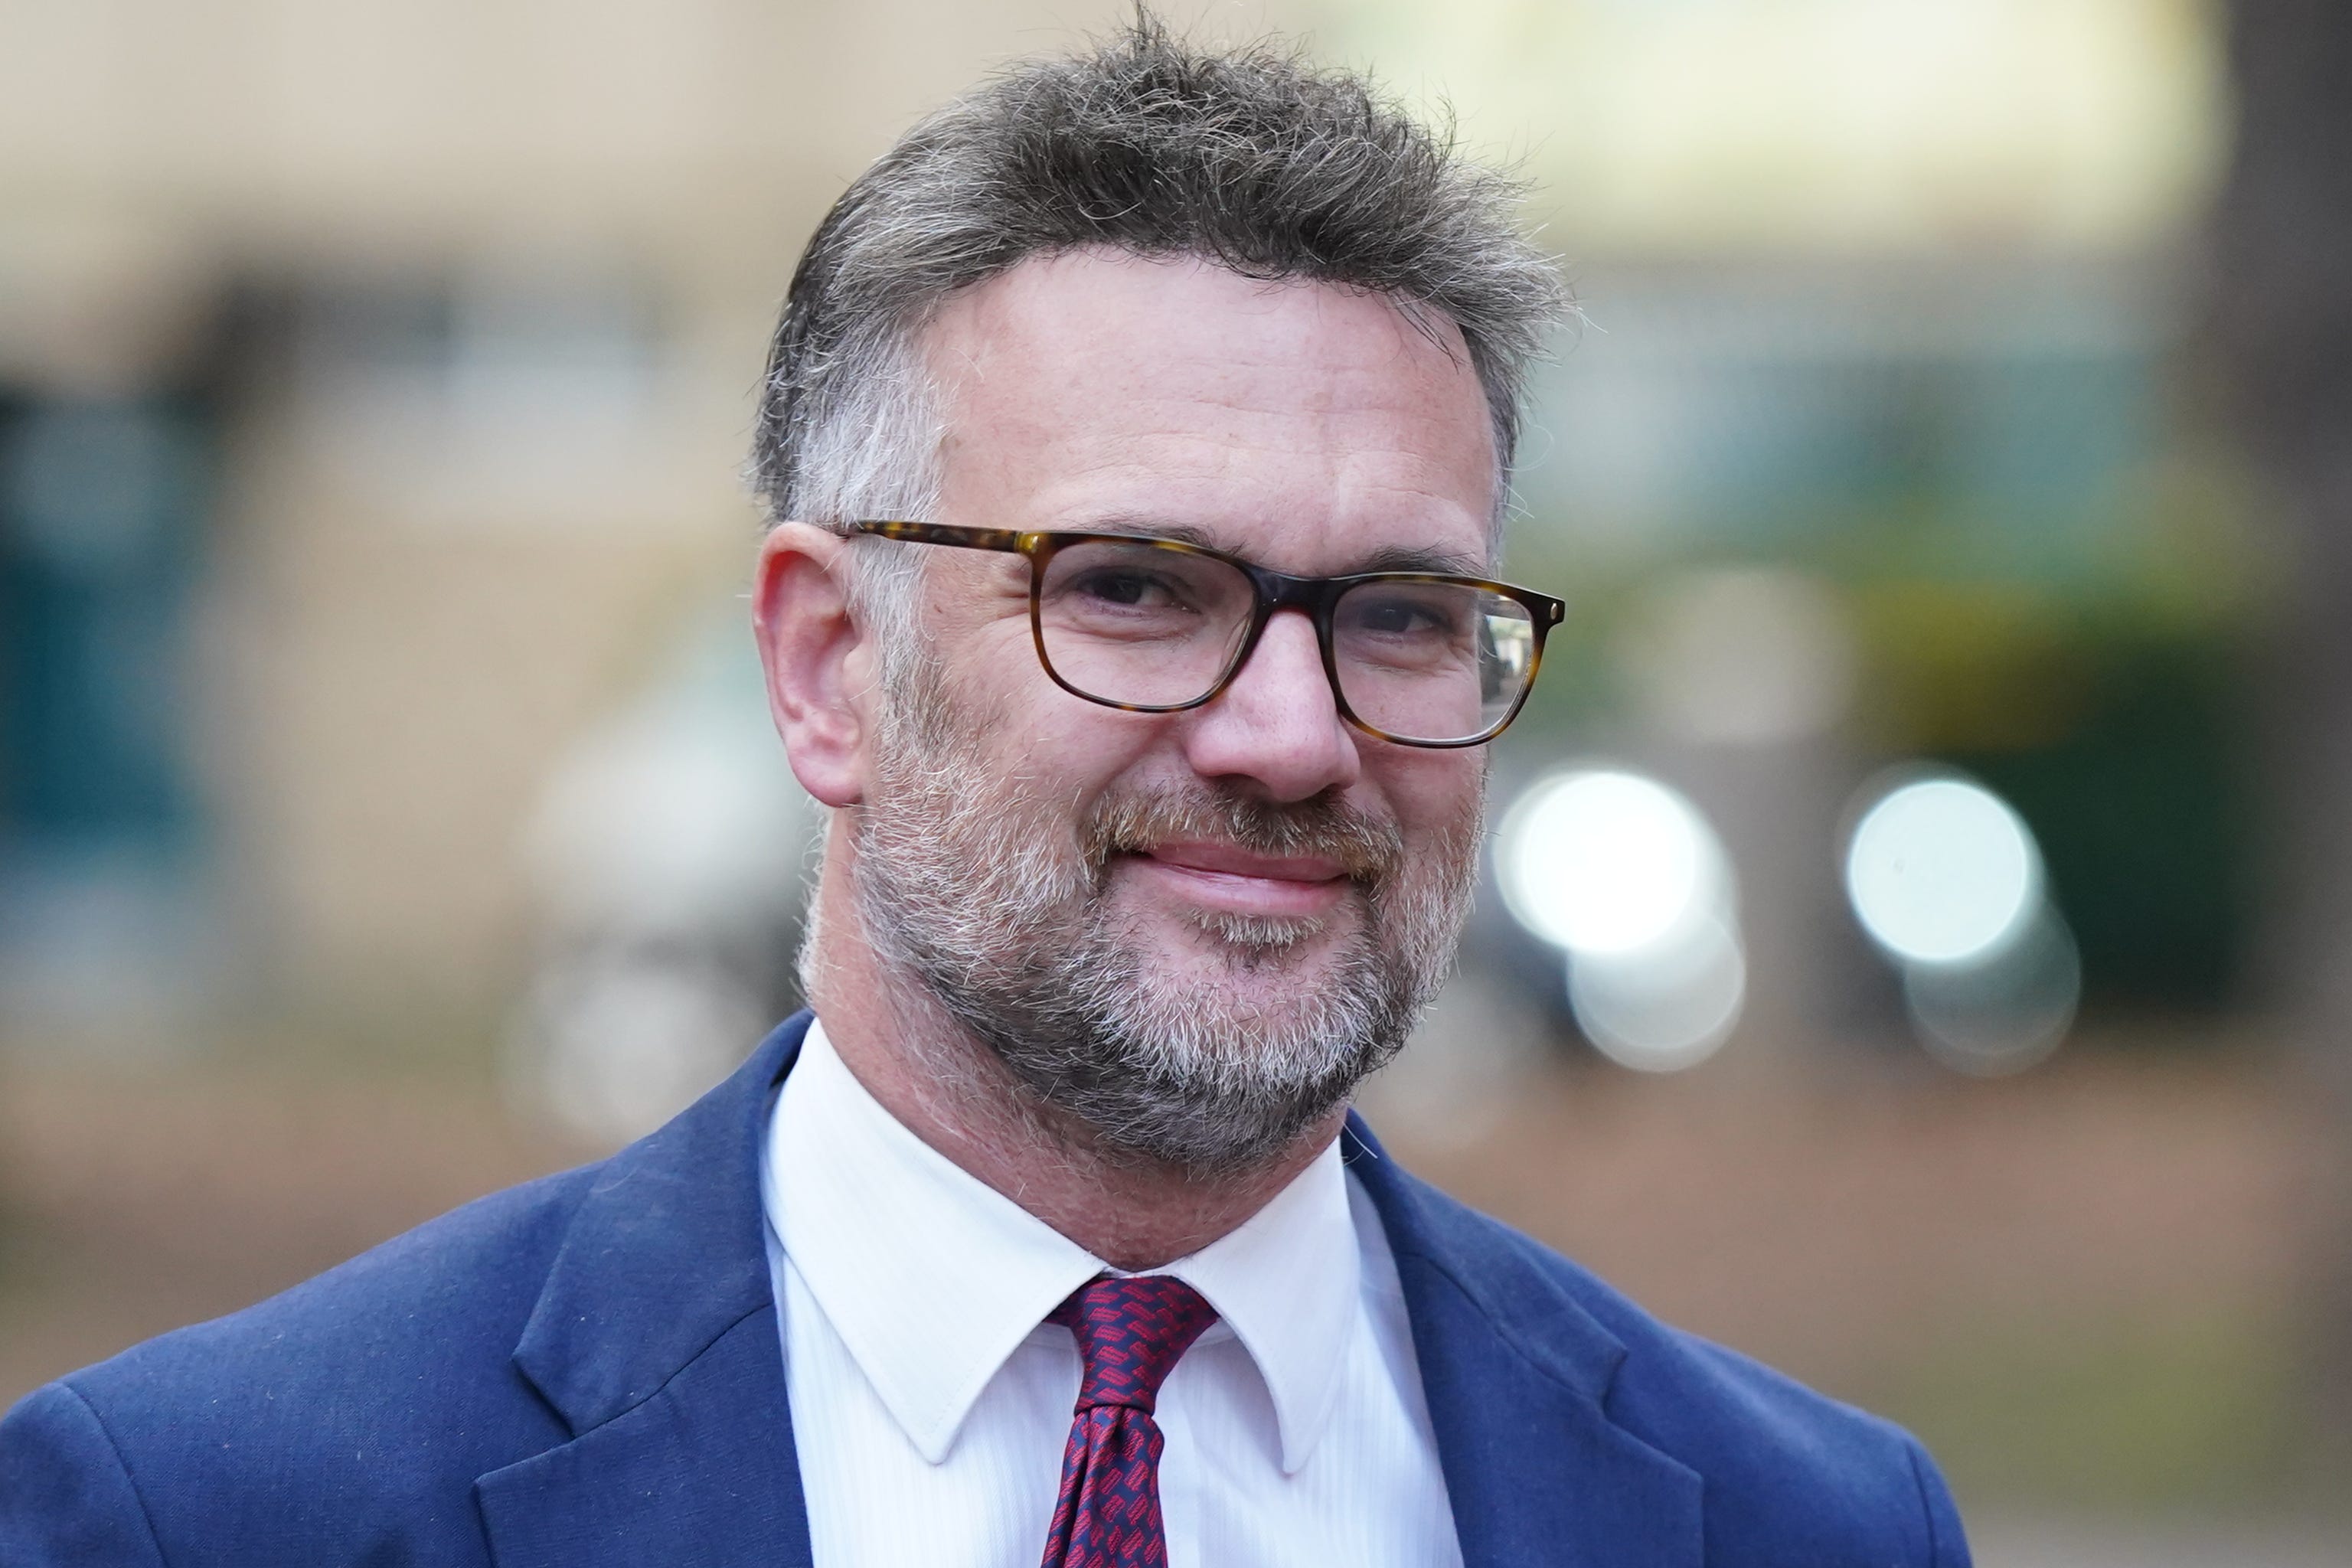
[763, 1018, 1361, 1475]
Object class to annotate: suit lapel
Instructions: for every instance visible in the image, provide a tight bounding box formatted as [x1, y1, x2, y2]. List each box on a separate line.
[1345, 1118, 1704, 1568]
[469, 1017, 1697, 1567]
[477, 1014, 817, 1568]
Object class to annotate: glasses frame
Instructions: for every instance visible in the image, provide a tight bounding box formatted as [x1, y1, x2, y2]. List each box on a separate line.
[849, 520, 1565, 749]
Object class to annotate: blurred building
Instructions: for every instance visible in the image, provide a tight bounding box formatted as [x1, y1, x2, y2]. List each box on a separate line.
[0, 0, 2250, 1078]
[0, 0, 1154, 1041]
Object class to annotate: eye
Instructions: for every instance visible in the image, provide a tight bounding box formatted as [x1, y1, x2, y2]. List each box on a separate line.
[1348, 590, 1462, 639]
[1067, 566, 1186, 609]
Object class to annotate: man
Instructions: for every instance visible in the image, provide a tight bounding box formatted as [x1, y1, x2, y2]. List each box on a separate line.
[1, 19, 1971, 1567]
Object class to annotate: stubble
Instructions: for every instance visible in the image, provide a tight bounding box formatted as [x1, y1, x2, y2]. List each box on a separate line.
[849, 654, 1482, 1174]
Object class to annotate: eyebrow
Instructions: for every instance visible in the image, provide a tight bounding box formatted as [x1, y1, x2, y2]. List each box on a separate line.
[1080, 514, 1491, 579]
[1354, 541, 1491, 577]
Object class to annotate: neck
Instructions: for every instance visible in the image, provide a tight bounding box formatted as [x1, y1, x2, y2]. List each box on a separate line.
[799, 838, 1341, 1272]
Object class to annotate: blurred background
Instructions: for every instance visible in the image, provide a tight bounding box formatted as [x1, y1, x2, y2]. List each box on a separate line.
[0, 1, 2345, 1560]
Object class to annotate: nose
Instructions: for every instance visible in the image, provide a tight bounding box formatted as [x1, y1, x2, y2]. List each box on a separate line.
[1178, 609, 1361, 802]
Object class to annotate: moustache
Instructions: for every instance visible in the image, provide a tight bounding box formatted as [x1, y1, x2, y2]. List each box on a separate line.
[1079, 786, 1403, 886]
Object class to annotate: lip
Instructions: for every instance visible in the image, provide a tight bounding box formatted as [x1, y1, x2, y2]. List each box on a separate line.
[1120, 841, 1352, 919]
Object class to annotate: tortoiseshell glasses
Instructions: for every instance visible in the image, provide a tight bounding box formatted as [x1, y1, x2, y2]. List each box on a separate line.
[851, 521, 1565, 748]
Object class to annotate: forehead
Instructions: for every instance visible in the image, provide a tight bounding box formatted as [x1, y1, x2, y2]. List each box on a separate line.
[920, 250, 1498, 573]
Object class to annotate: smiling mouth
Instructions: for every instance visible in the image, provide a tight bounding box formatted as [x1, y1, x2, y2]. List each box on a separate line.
[1119, 841, 1354, 920]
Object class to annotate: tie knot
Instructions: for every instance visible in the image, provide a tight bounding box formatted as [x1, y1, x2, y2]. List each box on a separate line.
[1047, 1275, 1218, 1415]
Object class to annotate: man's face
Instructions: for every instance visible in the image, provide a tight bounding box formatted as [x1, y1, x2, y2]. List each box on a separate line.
[851, 250, 1498, 1171]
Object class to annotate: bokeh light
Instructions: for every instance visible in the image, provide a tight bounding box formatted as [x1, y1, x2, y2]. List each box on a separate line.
[1843, 770, 2079, 1074]
[1844, 776, 2041, 965]
[1498, 769, 1725, 956]
[1569, 912, 1748, 1073]
[1903, 907, 2082, 1077]
[1498, 768, 1744, 1070]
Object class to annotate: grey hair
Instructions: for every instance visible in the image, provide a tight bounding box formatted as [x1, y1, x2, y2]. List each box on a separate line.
[782, 327, 946, 694]
[750, 11, 1569, 629]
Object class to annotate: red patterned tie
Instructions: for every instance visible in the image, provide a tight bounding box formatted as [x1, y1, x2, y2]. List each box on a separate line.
[1038, 1275, 1219, 1568]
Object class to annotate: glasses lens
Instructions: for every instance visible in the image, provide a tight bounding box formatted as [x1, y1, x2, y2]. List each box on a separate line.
[1035, 539, 1256, 707]
[1331, 580, 1537, 743]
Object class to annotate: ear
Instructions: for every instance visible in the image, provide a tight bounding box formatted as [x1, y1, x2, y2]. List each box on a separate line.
[753, 522, 871, 808]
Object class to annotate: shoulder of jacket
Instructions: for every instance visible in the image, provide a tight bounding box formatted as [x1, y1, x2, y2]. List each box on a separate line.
[59, 1159, 602, 1462]
[1391, 1165, 1955, 1557]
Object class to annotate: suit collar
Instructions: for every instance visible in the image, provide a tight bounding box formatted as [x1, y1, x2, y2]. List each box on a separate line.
[482, 1013, 815, 1568]
[511, 1012, 811, 1433]
[764, 1017, 1105, 1465]
[1344, 1114, 1704, 1568]
[765, 1018, 1363, 1475]
[479, 1014, 1697, 1568]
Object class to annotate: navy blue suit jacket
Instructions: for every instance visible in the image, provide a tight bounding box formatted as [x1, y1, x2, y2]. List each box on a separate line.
[1, 1012, 1971, 1566]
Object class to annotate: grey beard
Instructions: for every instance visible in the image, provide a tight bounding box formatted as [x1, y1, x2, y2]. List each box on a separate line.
[850, 671, 1480, 1175]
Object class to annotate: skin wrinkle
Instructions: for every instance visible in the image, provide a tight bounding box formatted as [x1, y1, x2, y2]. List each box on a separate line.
[1036, 513, 1489, 579]
[951, 275, 1490, 554]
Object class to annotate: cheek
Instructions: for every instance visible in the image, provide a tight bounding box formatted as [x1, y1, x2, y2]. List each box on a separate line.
[1380, 747, 1485, 823]
[941, 622, 1165, 784]
[927, 609, 1054, 725]
[1028, 708, 1168, 793]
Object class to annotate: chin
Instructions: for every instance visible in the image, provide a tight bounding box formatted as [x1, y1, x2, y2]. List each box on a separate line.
[1184, 907, 1329, 951]
[1136, 917, 1359, 1001]
[1119, 878, 1367, 953]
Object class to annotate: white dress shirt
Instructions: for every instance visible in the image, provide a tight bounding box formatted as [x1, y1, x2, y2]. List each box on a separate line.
[760, 1019, 1462, 1568]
